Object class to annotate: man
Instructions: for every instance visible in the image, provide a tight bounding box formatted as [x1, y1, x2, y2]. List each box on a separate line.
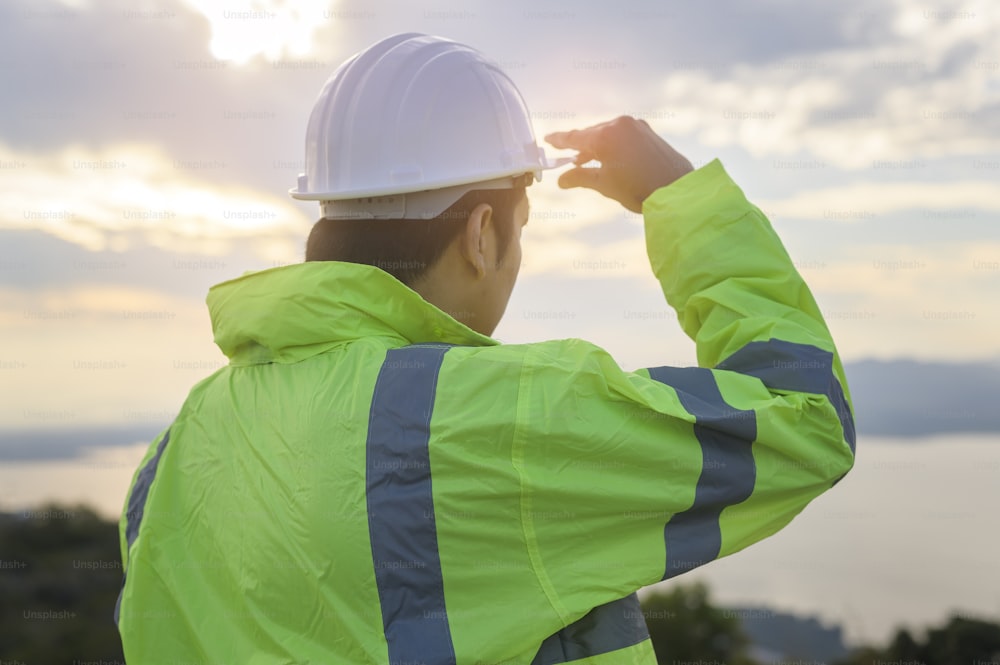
[116, 33, 855, 665]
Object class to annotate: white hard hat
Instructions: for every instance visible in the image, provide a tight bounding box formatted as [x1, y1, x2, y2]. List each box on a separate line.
[289, 33, 571, 219]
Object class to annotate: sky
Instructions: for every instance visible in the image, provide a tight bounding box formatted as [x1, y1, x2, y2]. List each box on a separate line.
[1, 0, 998, 647]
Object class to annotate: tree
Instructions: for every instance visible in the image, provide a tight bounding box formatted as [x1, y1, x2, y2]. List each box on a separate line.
[0, 503, 125, 664]
[888, 628, 921, 662]
[641, 581, 759, 665]
[923, 616, 1000, 665]
[836, 614, 1000, 665]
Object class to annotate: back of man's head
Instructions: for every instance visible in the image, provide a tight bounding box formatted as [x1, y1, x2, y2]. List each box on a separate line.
[305, 184, 525, 287]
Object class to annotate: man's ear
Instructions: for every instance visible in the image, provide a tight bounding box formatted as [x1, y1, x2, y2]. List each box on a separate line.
[460, 203, 492, 279]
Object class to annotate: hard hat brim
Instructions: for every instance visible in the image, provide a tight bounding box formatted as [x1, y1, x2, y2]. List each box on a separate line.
[289, 152, 574, 202]
[314, 173, 544, 221]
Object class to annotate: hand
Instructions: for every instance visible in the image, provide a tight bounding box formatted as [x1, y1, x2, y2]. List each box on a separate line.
[545, 116, 694, 213]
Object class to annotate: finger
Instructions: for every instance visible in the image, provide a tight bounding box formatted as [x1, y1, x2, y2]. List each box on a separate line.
[573, 150, 597, 166]
[557, 166, 601, 191]
[545, 129, 592, 152]
[544, 118, 615, 153]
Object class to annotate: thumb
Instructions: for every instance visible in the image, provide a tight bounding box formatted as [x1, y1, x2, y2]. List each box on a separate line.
[557, 166, 602, 192]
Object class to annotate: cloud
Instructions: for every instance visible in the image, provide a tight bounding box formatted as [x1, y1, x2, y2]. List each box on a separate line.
[0, 281, 225, 428]
[758, 180, 1000, 221]
[0, 142, 306, 261]
[776, 240, 1000, 362]
[641, 0, 1000, 169]
[0, 0, 342, 209]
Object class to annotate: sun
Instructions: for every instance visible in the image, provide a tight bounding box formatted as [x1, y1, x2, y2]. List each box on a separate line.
[179, 0, 330, 64]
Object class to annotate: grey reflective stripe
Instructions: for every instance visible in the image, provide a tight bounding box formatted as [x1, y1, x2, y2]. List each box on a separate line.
[646, 366, 757, 579]
[716, 339, 856, 453]
[125, 430, 172, 548]
[531, 593, 650, 665]
[115, 429, 172, 627]
[114, 572, 125, 627]
[366, 345, 456, 665]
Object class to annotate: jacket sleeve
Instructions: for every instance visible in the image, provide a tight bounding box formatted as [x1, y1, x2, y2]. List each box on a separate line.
[511, 159, 856, 624]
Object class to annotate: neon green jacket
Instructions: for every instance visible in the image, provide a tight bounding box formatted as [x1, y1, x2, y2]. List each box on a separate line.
[116, 160, 855, 664]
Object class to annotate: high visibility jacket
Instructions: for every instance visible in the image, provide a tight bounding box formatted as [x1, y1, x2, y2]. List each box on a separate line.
[116, 159, 856, 664]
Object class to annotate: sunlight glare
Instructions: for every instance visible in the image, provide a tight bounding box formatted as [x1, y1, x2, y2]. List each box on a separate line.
[179, 0, 332, 64]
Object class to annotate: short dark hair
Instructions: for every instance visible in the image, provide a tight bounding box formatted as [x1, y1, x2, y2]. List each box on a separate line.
[305, 185, 526, 286]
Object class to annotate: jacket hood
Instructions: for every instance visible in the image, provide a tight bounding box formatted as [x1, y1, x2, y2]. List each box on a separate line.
[207, 262, 497, 365]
